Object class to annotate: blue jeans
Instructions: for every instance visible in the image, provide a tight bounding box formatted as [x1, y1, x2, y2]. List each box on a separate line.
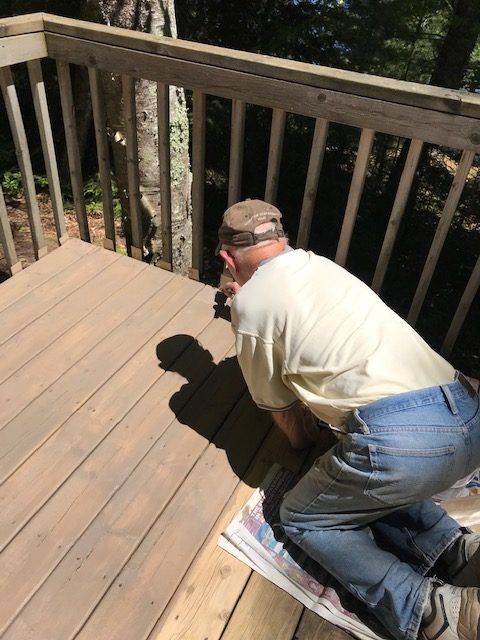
[280, 375, 480, 640]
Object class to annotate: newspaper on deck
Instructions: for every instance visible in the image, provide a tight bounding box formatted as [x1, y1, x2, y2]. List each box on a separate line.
[218, 464, 480, 640]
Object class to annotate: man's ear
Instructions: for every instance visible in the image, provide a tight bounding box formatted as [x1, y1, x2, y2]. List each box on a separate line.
[219, 248, 237, 275]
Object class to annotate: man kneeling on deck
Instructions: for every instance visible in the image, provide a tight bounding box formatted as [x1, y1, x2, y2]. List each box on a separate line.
[217, 199, 480, 640]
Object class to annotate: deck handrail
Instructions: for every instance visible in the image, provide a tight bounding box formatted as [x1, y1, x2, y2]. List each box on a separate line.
[0, 12, 478, 363]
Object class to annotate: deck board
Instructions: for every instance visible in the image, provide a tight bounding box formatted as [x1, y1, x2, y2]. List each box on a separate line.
[0, 239, 353, 640]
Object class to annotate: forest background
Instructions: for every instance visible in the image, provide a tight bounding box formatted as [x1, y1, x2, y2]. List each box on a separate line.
[0, 0, 479, 376]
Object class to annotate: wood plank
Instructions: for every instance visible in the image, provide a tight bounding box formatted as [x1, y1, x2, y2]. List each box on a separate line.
[0, 292, 236, 631]
[264, 108, 286, 204]
[0, 244, 106, 347]
[191, 90, 206, 280]
[88, 67, 116, 251]
[41, 14, 480, 119]
[222, 573, 303, 640]
[407, 149, 476, 326]
[0, 33, 46, 65]
[228, 99, 246, 206]
[0, 13, 44, 37]
[441, 253, 480, 357]
[0, 252, 142, 384]
[0, 238, 94, 311]
[296, 118, 329, 249]
[371, 138, 423, 294]
[295, 609, 354, 640]
[27, 59, 67, 244]
[45, 33, 480, 151]
[335, 128, 375, 266]
[0, 267, 193, 479]
[157, 82, 172, 269]
[56, 60, 90, 242]
[0, 184, 22, 275]
[2, 388, 268, 640]
[151, 427, 307, 640]
[0, 66, 47, 260]
[122, 74, 143, 260]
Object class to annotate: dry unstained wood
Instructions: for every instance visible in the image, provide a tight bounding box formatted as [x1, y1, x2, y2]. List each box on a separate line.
[88, 67, 116, 251]
[371, 138, 423, 293]
[0, 184, 21, 275]
[45, 33, 480, 151]
[40, 14, 480, 119]
[297, 118, 329, 249]
[264, 109, 286, 204]
[441, 253, 480, 357]
[56, 60, 89, 242]
[335, 128, 375, 266]
[0, 65, 47, 260]
[0, 33, 46, 65]
[157, 82, 172, 268]
[191, 90, 206, 279]
[407, 149, 476, 326]
[228, 99, 246, 206]
[0, 13, 44, 37]
[294, 609, 354, 640]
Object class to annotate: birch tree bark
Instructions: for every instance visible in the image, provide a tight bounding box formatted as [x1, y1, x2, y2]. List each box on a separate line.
[82, 0, 192, 274]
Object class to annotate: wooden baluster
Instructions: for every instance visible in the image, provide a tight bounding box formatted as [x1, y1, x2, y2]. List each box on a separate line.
[407, 149, 476, 326]
[27, 59, 67, 246]
[0, 184, 22, 275]
[56, 60, 90, 243]
[296, 118, 329, 249]
[121, 74, 143, 261]
[228, 99, 246, 207]
[190, 90, 206, 281]
[264, 109, 286, 204]
[371, 138, 423, 293]
[335, 128, 375, 267]
[157, 82, 172, 270]
[88, 67, 116, 252]
[0, 65, 47, 260]
[441, 254, 480, 357]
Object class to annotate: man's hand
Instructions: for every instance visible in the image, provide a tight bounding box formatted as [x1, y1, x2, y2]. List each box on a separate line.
[220, 281, 241, 299]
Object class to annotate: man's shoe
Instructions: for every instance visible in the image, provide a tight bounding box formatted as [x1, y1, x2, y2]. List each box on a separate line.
[444, 534, 480, 587]
[420, 583, 480, 640]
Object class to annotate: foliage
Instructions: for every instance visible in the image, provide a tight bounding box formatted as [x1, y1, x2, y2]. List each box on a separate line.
[1, 170, 48, 195]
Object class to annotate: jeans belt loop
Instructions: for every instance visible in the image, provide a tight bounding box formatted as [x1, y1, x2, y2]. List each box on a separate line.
[456, 371, 477, 398]
[441, 383, 459, 415]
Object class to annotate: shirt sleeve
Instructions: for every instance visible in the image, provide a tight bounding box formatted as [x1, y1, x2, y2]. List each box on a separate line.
[235, 332, 297, 411]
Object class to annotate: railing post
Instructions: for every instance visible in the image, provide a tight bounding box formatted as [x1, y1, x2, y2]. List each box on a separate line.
[0, 184, 22, 275]
[264, 109, 286, 204]
[228, 99, 246, 207]
[157, 82, 172, 271]
[0, 65, 47, 260]
[190, 91, 206, 281]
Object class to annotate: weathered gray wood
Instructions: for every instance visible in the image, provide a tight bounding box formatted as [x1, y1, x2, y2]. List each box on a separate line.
[264, 109, 286, 204]
[335, 128, 375, 266]
[88, 67, 116, 251]
[56, 60, 90, 242]
[191, 90, 206, 280]
[122, 74, 143, 261]
[40, 14, 480, 119]
[371, 138, 423, 293]
[0, 66, 47, 261]
[0, 184, 22, 275]
[44, 33, 480, 151]
[157, 82, 172, 269]
[0, 33, 47, 65]
[228, 99, 246, 207]
[441, 253, 480, 357]
[0, 13, 44, 37]
[296, 118, 329, 249]
[407, 149, 476, 326]
[27, 59, 67, 245]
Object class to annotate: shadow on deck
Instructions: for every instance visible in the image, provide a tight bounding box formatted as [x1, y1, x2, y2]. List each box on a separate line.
[0, 239, 350, 640]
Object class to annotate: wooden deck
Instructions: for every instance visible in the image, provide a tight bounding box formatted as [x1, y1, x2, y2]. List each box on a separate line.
[0, 238, 350, 640]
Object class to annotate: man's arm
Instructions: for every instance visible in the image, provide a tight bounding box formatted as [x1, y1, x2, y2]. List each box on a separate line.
[271, 402, 319, 450]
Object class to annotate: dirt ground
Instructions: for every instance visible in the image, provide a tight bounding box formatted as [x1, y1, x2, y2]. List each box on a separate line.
[0, 194, 125, 281]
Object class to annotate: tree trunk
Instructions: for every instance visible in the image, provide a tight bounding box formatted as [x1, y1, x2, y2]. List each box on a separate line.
[82, 0, 192, 274]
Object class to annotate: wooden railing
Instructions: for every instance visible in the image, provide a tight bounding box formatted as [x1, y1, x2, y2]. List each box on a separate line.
[0, 13, 479, 361]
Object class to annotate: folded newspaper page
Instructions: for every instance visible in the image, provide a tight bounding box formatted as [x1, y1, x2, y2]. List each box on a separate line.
[218, 464, 480, 640]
